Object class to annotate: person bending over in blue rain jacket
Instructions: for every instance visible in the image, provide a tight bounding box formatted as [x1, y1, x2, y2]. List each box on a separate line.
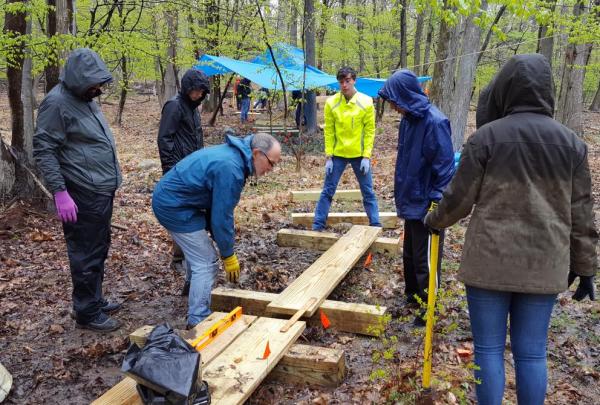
[378, 69, 455, 327]
[152, 133, 281, 328]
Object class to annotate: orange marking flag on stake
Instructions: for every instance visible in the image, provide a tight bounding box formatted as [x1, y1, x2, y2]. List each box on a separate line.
[363, 252, 373, 268]
[320, 309, 331, 329]
[262, 341, 271, 359]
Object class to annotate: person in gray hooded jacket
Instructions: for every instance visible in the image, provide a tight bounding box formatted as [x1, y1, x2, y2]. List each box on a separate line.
[425, 54, 597, 404]
[34, 48, 122, 332]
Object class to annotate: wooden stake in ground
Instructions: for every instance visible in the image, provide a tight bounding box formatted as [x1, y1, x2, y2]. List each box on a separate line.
[280, 297, 317, 332]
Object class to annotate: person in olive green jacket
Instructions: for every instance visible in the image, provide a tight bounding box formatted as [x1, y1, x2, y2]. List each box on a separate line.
[313, 66, 381, 230]
[425, 54, 597, 405]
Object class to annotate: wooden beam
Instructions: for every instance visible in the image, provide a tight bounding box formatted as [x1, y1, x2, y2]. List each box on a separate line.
[211, 287, 387, 336]
[268, 344, 345, 387]
[291, 212, 398, 229]
[93, 313, 257, 405]
[267, 225, 382, 317]
[204, 317, 305, 404]
[291, 189, 362, 202]
[130, 322, 345, 388]
[277, 228, 400, 256]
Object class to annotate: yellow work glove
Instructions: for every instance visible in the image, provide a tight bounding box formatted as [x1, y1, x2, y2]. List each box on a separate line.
[223, 254, 240, 283]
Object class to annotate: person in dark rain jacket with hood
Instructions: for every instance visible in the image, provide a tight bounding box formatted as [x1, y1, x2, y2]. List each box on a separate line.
[378, 70, 455, 326]
[152, 133, 281, 328]
[33, 48, 122, 332]
[425, 54, 597, 405]
[157, 68, 210, 174]
[157, 68, 210, 274]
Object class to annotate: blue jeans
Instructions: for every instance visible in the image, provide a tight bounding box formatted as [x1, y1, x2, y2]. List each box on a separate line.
[466, 286, 557, 405]
[240, 98, 250, 122]
[313, 156, 381, 230]
[171, 230, 218, 326]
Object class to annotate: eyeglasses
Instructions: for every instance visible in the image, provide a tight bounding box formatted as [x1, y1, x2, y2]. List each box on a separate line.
[260, 150, 276, 168]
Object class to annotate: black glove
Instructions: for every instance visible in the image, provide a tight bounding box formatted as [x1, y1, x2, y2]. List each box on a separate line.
[424, 202, 440, 235]
[567, 271, 596, 301]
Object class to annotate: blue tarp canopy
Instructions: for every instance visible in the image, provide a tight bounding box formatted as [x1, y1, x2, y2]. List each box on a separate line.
[194, 44, 432, 97]
[195, 54, 337, 92]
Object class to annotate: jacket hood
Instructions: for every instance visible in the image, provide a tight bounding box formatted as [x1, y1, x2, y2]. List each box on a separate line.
[60, 48, 112, 98]
[476, 53, 554, 128]
[181, 69, 210, 107]
[226, 134, 254, 176]
[378, 70, 430, 119]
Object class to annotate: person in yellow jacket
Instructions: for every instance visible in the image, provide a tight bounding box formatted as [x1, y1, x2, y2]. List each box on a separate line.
[313, 67, 381, 230]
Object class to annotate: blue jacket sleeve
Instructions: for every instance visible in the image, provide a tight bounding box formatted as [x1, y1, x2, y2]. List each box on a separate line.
[423, 119, 455, 202]
[209, 164, 245, 257]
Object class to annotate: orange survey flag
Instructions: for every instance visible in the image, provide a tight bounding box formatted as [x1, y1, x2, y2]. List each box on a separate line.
[320, 309, 331, 329]
[262, 341, 271, 359]
[363, 252, 373, 268]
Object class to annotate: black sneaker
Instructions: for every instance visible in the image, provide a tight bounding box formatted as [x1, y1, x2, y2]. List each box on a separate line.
[413, 310, 427, 328]
[181, 280, 190, 297]
[100, 298, 121, 314]
[76, 312, 121, 332]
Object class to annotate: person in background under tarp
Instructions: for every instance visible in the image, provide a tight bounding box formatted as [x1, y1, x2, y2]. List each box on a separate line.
[378, 69, 455, 327]
[33, 48, 122, 332]
[313, 67, 381, 231]
[157, 68, 210, 291]
[425, 54, 597, 404]
[152, 133, 281, 328]
[238, 78, 252, 123]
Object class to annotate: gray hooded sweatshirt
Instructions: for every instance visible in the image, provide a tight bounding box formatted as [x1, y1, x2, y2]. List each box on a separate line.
[425, 54, 597, 294]
[34, 48, 122, 196]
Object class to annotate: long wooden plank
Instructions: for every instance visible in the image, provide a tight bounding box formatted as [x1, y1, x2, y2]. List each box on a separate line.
[130, 326, 346, 388]
[211, 287, 386, 336]
[268, 344, 345, 387]
[267, 225, 382, 317]
[93, 313, 256, 405]
[291, 189, 362, 202]
[277, 228, 400, 256]
[204, 317, 306, 404]
[291, 212, 398, 229]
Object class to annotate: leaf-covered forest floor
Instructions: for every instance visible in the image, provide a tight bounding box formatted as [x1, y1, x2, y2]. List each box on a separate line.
[1, 91, 599, 405]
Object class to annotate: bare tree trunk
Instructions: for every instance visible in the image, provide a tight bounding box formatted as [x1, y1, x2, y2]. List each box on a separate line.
[590, 83, 600, 111]
[555, 0, 590, 136]
[356, 0, 365, 72]
[303, 0, 318, 134]
[430, 4, 461, 117]
[163, 9, 179, 105]
[423, 17, 434, 75]
[316, 0, 330, 71]
[537, 0, 557, 67]
[399, 0, 408, 68]
[45, 0, 60, 93]
[115, 56, 128, 126]
[477, 5, 506, 65]
[289, 2, 298, 46]
[2, 0, 27, 197]
[450, 2, 486, 151]
[413, 9, 426, 75]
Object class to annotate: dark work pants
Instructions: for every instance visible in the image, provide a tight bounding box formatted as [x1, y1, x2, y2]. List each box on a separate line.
[62, 187, 114, 323]
[402, 219, 444, 302]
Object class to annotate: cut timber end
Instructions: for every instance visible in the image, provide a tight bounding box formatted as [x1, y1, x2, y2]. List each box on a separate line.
[291, 212, 398, 229]
[291, 189, 362, 202]
[277, 228, 400, 256]
[268, 344, 346, 387]
[212, 287, 386, 336]
[267, 225, 382, 317]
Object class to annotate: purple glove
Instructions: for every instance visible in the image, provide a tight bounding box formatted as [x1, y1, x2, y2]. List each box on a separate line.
[54, 190, 78, 223]
[325, 158, 333, 175]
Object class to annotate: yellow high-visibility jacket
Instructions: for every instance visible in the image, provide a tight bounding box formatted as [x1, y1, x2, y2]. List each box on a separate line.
[324, 91, 376, 159]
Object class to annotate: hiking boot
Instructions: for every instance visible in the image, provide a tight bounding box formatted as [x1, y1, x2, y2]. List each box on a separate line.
[100, 298, 121, 314]
[413, 310, 427, 328]
[181, 280, 190, 297]
[76, 312, 121, 332]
